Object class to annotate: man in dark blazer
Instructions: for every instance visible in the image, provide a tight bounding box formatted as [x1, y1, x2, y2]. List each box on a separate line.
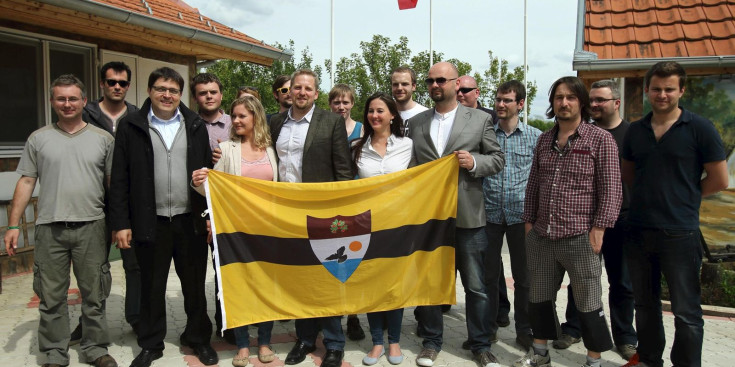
[410, 62, 505, 367]
[269, 69, 353, 367]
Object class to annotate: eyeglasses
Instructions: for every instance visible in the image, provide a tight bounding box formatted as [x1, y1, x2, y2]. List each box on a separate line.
[495, 97, 516, 105]
[424, 77, 457, 86]
[458, 87, 477, 94]
[590, 98, 616, 105]
[151, 86, 181, 96]
[105, 79, 130, 88]
[54, 97, 82, 104]
[277, 87, 289, 94]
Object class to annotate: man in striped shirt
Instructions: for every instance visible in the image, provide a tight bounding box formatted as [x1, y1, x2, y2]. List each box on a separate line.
[481, 80, 540, 351]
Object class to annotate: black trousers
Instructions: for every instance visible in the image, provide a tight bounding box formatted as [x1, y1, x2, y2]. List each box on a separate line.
[135, 214, 212, 350]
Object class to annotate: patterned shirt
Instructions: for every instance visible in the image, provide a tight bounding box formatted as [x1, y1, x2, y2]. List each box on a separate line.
[522, 122, 622, 239]
[483, 122, 541, 225]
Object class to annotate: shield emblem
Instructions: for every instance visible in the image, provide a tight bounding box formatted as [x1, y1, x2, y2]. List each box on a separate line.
[306, 210, 371, 283]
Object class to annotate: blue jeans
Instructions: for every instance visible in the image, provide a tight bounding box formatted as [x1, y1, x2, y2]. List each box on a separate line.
[561, 221, 637, 346]
[295, 316, 345, 350]
[417, 227, 492, 353]
[367, 309, 404, 345]
[625, 226, 703, 367]
[233, 322, 275, 349]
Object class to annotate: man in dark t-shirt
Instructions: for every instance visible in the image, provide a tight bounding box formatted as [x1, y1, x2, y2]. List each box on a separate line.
[622, 61, 728, 367]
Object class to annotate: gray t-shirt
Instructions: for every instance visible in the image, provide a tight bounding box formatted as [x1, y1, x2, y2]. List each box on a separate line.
[17, 123, 114, 224]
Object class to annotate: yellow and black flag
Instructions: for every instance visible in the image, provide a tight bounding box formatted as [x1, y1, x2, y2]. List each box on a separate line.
[205, 156, 458, 329]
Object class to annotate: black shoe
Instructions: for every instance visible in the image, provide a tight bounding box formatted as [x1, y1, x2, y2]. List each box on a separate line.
[321, 349, 344, 367]
[496, 314, 510, 327]
[346, 316, 365, 341]
[441, 304, 451, 313]
[130, 349, 163, 367]
[516, 333, 533, 350]
[285, 340, 316, 365]
[192, 344, 218, 365]
[69, 323, 82, 346]
[462, 333, 498, 350]
[180, 335, 218, 366]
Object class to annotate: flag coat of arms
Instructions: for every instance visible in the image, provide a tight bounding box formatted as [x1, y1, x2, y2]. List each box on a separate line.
[205, 156, 458, 329]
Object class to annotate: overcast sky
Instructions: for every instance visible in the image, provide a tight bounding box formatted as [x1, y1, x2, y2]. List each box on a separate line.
[184, 0, 580, 118]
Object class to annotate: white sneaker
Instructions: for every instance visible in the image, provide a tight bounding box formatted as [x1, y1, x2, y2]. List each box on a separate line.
[416, 348, 438, 367]
[513, 349, 551, 367]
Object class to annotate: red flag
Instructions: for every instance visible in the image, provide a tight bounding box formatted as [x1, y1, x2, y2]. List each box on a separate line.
[398, 0, 418, 10]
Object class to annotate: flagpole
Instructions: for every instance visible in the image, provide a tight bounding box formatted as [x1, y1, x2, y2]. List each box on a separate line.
[523, 0, 528, 122]
[330, 0, 335, 88]
[429, 0, 433, 66]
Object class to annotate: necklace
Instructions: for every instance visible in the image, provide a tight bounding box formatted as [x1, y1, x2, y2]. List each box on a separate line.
[57, 122, 87, 134]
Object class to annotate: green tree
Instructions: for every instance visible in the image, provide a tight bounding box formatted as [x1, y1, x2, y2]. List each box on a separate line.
[327, 35, 537, 122]
[205, 41, 325, 114]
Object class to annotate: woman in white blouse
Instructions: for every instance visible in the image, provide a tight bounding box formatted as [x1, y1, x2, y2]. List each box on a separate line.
[352, 92, 413, 365]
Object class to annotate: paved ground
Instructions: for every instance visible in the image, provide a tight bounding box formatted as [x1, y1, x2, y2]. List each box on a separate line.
[1, 252, 734, 367]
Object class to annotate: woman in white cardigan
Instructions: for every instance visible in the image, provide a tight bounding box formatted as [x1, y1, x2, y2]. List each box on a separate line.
[192, 95, 277, 366]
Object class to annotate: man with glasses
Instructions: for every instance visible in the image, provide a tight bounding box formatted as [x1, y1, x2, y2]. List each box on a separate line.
[480, 80, 539, 352]
[515, 76, 620, 367]
[554, 79, 638, 362]
[270, 75, 293, 118]
[5, 74, 118, 367]
[409, 62, 504, 367]
[110, 67, 216, 367]
[68, 61, 142, 346]
[457, 75, 498, 123]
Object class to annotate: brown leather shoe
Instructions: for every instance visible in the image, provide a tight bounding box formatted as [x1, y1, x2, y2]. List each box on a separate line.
[93, 354, 118, 367]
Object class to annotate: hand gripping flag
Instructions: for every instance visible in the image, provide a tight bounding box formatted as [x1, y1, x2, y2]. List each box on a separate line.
[205, 156, 458, 328]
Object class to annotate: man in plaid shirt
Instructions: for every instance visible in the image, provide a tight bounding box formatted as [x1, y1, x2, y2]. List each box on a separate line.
[514, 77, 622, 367]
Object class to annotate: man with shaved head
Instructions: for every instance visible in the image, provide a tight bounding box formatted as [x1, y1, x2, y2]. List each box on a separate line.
[409, 61, 505, 367]
[457, 75, 497, 122]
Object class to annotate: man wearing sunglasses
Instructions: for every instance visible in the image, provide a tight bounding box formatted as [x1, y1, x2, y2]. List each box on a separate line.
[84, 61, 139, 134]
[457, 75, 497, 123]
[410, 62, 505, 367]
[70, 61, 141, 347]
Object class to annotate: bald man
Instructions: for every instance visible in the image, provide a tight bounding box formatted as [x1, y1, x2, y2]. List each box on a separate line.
[457, 75, 497, 123]
[410, 62, 505, 367]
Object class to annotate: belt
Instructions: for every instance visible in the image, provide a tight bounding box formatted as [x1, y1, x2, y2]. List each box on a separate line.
[50, 221, 92, 229]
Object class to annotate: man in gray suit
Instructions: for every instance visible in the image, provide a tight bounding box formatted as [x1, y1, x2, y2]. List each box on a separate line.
[269, 69, 353, 367]
[410, 62, 505, 367]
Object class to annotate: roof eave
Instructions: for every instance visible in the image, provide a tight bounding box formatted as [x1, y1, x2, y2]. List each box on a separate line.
[37, 0, 293, 62]
[573, 53, 735, 72]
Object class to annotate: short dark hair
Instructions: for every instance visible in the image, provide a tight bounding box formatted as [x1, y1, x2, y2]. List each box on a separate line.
[590, 79, 620, 99]
[391, 66, 417, 85]
[271, 75, 291, 93]
[546, 76, 590, 122]
[190, 73, 222, 94]
[352, 92, 405, 169]
[50, 74, 86, 99]
[644, 61, 686, 89]
[100, 61, 132, 81]
[497, 80, 526, 102]
[147, 67, 184, 91]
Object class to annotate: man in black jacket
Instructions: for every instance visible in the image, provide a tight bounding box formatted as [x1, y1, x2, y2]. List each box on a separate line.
[70, 61, 142, 346]
[110, 67, 216, 367]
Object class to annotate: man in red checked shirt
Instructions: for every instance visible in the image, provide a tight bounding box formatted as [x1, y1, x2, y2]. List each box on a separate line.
[513, 77, 622, 367]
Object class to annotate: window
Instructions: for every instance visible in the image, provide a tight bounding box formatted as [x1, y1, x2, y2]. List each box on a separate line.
[0, 29, 95, 156]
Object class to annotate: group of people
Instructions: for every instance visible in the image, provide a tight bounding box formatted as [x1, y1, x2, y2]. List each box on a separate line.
[3, 58, 728, 367]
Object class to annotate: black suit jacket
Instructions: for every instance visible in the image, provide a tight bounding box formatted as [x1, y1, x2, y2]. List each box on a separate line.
[269, 107, 353, 182]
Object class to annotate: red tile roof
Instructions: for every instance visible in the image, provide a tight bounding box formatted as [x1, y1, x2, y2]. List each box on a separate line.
[91, 0, 281, 53]
[584, 0, 735, 59]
